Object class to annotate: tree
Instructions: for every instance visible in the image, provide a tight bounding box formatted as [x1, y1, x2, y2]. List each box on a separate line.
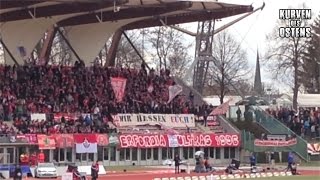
[147, 26, 192, 78]
[265, 5, 309, 110]
[115, 30, 143, 69]
[207, 31, 249, 104]
[302, 13, 320, 93]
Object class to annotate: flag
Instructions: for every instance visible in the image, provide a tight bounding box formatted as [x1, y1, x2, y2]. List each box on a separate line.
[17, 46, 27, 57]
[37, 135, 56, 150]
[167, 85, 183, 103]
[110, 77, 127, 102]
[74, 134, 97, 153]
[209, 98, 232, 115]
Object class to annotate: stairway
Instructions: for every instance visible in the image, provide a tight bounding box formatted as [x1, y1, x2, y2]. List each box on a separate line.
[173, 77, 204, 105]
[254, 107, 308, 161]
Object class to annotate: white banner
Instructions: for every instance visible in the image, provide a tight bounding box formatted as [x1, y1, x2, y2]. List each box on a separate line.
[31, 113, 46, 121]
[112, 114, 195, 128]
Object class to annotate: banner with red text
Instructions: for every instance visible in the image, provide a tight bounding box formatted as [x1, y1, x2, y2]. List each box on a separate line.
[254, 138, 297, 147]
[112, 114, 195, 128]
[118, 133, 240, 148]
[167, 85, 183, 103]
[110, 77, 127, 102]
[308, 143, 320, 155]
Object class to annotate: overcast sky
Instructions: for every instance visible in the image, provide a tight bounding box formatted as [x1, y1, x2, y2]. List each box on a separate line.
[180, 0, 320, 93]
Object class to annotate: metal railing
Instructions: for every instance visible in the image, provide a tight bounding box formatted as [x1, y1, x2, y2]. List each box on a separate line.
[254, 107, 308, 161]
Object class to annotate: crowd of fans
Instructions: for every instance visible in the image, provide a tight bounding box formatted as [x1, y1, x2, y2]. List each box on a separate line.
[265, 107, 320, 139]
[0, 63, 213, 135]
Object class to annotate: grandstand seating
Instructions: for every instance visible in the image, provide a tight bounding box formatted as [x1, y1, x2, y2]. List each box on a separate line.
[0, 65, 229, 135]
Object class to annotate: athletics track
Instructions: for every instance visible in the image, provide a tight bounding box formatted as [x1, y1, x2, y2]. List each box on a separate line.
[24, 169, 319, 180]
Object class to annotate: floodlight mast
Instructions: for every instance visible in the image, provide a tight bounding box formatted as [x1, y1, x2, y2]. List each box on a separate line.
[160, 2, 265, 97]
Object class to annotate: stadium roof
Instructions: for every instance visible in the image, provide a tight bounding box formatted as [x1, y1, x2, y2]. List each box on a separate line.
[0, 0, 253, 65]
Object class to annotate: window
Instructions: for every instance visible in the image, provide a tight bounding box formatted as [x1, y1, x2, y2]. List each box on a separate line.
[183, 148, 188, 159]
[224, 147, 230, 159]
[98, 147, 103, 161]
[153, 148, 159, 160]
[188, 147, 194, 159]
[59, 149, 65, 161]
[110, 147, 116, 161]
[88, 153, 94, 161]
[103, 148, 109, 161]
[162, 148, 168, 160]
[126, 148, 130, 161]
[215, 148, 221, 159]
[230, 148, 236, 159]
[140, 149, 146, 160]
[173, 148, 179, 158]
[147, 149, 151, 160]
[7, 148, 14, 164]
[209, 148, 214, 158]
[66, 148, 72, 162]
[132, 148, 137, 161]
[120, 149, 125, 161]
[204, 148, 209, 158]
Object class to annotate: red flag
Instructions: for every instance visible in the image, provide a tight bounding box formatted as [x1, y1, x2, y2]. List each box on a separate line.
[210, 98, 232, 115]
[111, 77, 127, 102]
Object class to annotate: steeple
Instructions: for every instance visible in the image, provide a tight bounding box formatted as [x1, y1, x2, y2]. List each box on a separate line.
[254, 49, 263, 96]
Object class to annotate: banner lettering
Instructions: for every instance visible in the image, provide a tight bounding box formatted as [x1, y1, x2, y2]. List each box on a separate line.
[119, 133, 240, 148]
[254, 138, 297, 147]
[113, 114, 195, 128]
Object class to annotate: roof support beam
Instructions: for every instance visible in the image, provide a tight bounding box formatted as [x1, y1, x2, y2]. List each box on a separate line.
[106, 30, 122, 67]
[39, 27, 57, 65]
[0, 39, 19, 66]
[122, 31, 150, 70]
[56, 28, 82, 63]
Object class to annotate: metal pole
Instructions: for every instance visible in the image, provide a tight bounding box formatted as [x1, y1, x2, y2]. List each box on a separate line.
[122, 31, 150, 70]
[0, 39, 20, 66]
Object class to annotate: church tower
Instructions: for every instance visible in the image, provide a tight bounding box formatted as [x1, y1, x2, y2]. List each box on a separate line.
[253, 49, 263, 96]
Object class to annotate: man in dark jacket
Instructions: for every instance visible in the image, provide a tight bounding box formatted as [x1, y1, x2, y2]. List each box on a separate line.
[13, 165, 22, 180]
[174, 155, 180, 174]
[91, 161, 99, 180]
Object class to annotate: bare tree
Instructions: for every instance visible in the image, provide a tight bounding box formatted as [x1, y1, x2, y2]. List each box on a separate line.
[115, 30, 143, 69]
[265, 6, 309, 110]
[207, 31, 249, 104]
[147, 26, 192, 78]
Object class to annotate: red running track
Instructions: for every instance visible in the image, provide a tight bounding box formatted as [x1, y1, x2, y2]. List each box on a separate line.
[25, 169, 320, 180]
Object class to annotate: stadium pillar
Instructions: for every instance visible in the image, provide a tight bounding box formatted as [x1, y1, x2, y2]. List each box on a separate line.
[40, 27, 57, 65]
[106, 30, 122, 67]
[0, 39, 19, 66]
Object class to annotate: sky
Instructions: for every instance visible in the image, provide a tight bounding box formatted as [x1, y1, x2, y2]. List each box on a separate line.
[179, 0, 320, 93]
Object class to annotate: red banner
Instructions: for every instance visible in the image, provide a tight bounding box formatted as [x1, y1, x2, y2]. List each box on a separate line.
[119, 133, 240, 148]
[16, 134, 38, 144]
[54, 134, 74, 148]
[54, 113, 78, 122]
[308, 143, 320, 155]
[254, 138, 297, 147]
[37, 135, 56, 149]
[110, 77, 127, 102]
